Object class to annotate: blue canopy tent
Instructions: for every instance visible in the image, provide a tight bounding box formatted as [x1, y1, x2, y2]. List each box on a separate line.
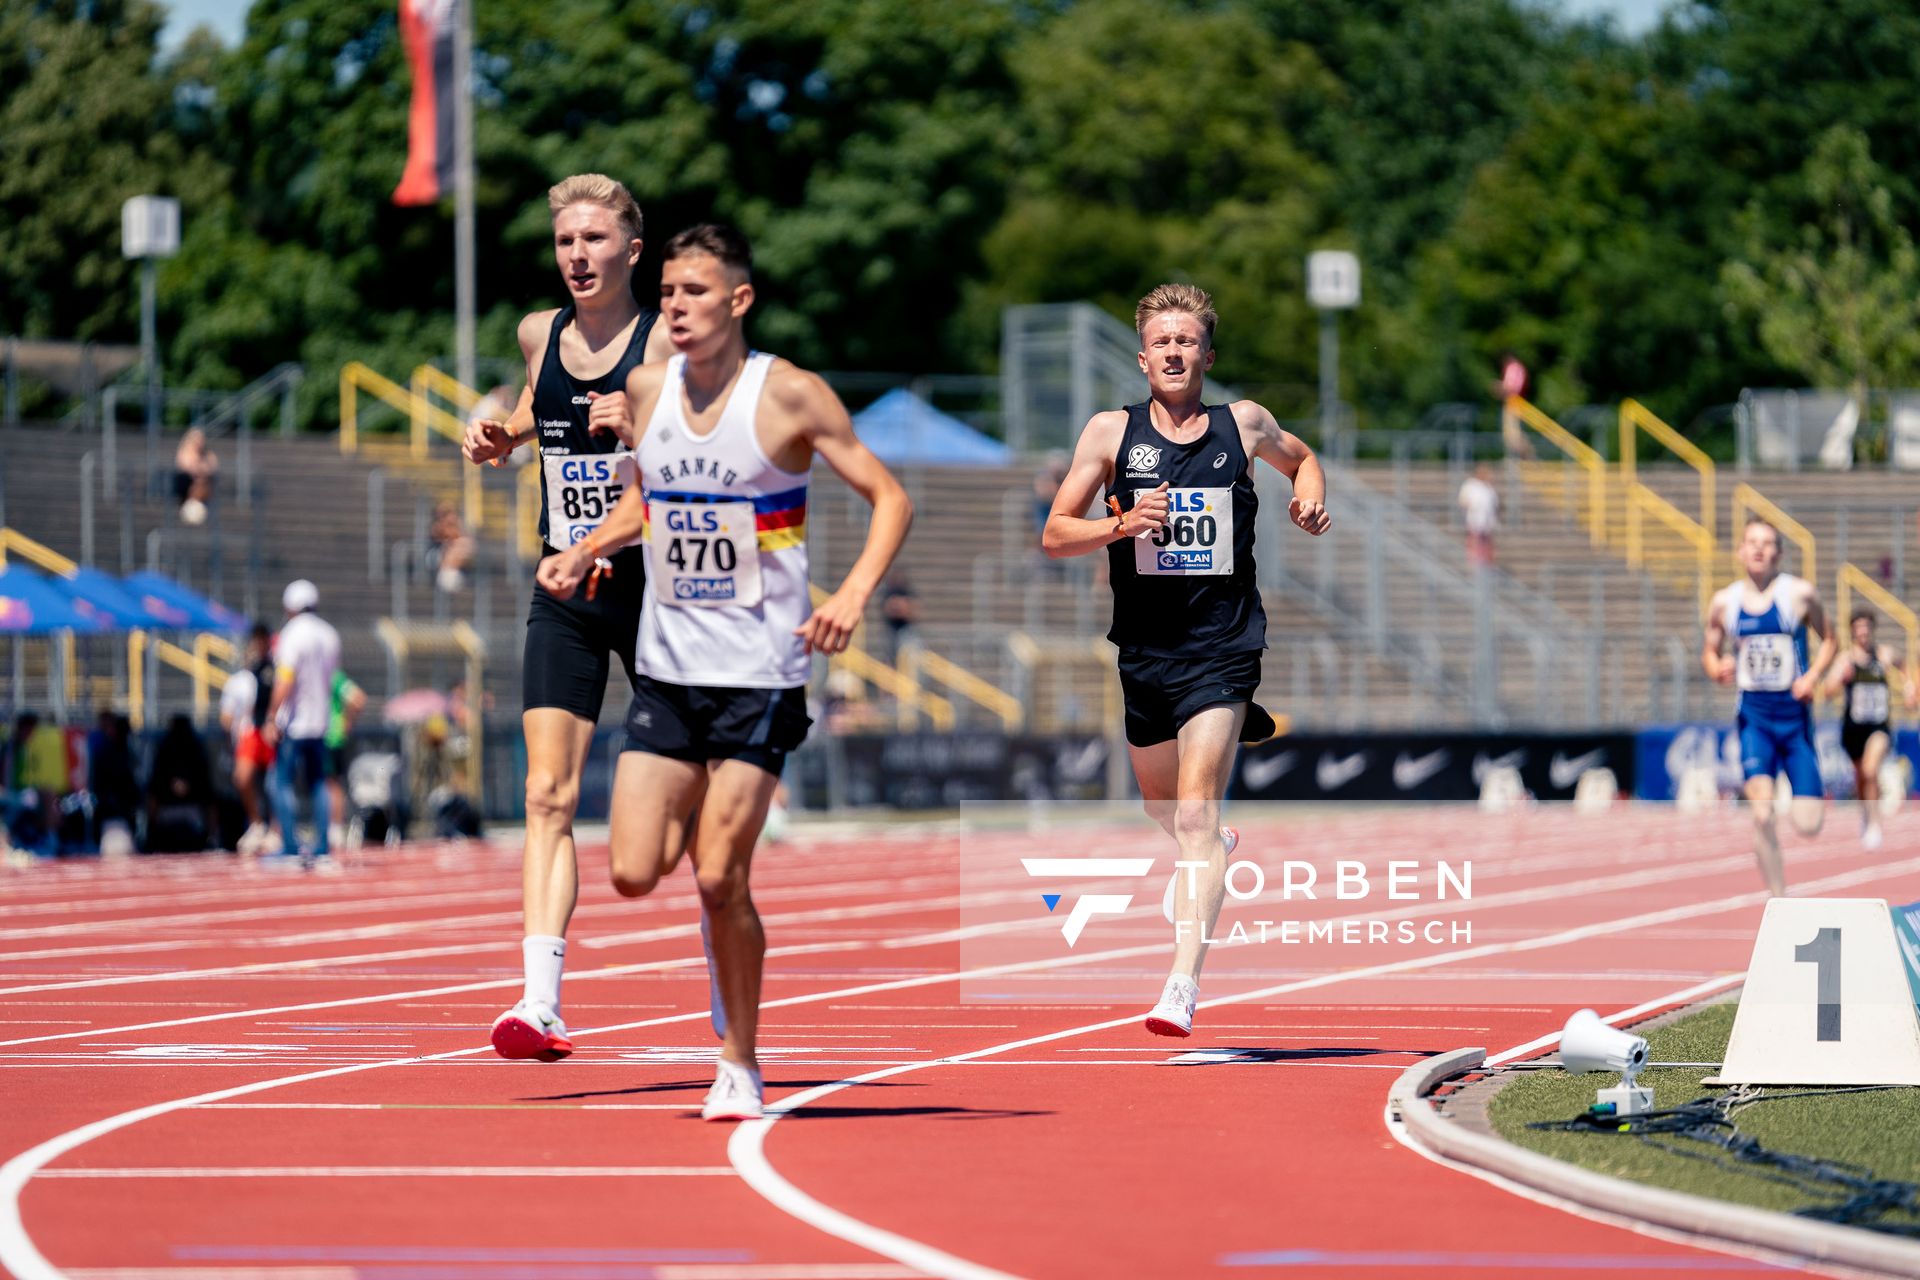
[120, 573, 247, 632]
[0, 568, 109, 635]
[852, 389, 1011, 466]
[54, 567, 174, 630]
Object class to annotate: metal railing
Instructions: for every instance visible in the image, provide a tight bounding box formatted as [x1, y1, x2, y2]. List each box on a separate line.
[339, 361, 483, 529]
[1508, 395, 1608, 544]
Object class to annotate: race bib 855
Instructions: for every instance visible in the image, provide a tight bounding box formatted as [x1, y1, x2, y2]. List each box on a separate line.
[545, 451, 638, 549]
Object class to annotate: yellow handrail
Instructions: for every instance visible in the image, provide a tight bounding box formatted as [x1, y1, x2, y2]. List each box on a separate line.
[340, 361, 484, 527]
[151, 636, 231, 724]
[1731, 483, 1816, 586]
[1836, 564, 1920, 694]
[0, 528, 78, 575]
[1620, 400, 1715, 542]
[907, 646, 1024, 731]
[1627, 485, 1716, 615]
[1508, 396, 1607, 546]
[412, 364, 483, 416]
[836, 645, 955, 730]
[518, 462, 543, 562]
[128, 630, 147, 730]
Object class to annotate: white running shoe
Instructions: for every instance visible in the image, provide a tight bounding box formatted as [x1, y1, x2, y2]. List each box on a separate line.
[701, 1057, 764, 1122]
[1862, 817, 1885, 852]
[236, 822, 271, 856]
[700, 907, 727, 1041]
[1144, 974, 1199, 1038]
[490, 1001, 574, 1060]
[1162, 826, 1239, 925]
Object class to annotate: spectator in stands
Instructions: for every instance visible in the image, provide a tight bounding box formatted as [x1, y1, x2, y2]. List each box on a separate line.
[1490, 353, 1533, 460]
[85, 711, 140, 856]
[220, 623, 279, 853]
[146, 714, 216, 853]
[821, 667, 885, 734]
[429, 499, 477, 593]
[1457, 463, 1501, 567]
[880, 572, 921, 664]
[173, 428, 220, 526]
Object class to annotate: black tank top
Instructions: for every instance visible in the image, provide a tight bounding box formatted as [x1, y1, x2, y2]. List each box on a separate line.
[1104, 402, 1265, 656]
[532, 306, 658, 550]
[1844, 650, 1890, 727]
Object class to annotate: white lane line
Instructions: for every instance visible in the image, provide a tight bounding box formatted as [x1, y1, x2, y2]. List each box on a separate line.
[723, 852, 1920, 1280]
[0, 835, 1776, 1048]
[0, 874, 969, 997]
[38, 1166, 733, 1178]
[0, 933, 1184, 1280]
[62, 1269, 922, 1280]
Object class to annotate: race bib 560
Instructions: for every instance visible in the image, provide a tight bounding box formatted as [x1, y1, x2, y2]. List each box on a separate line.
[1135, 486, 1233, 576]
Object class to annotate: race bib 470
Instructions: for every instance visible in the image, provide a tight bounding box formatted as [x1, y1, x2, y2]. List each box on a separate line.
[647, 498, 762, 608]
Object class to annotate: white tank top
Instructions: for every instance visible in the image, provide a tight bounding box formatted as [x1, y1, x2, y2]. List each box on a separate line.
[634, 352, 811, 688]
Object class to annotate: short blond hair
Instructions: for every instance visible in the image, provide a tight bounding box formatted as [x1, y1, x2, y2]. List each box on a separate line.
[547, 173, 643, 243]
[1135, 283, 1217, 345]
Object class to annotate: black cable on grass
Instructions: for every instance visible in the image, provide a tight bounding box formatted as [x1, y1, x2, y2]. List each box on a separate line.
[1526, 1085, 1920, 1236]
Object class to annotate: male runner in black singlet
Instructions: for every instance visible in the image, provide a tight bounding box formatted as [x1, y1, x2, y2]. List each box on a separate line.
[1043, 283, 1330, 1038]
[461, 174, 673, 1059]
[1824, 610, 1916, 851]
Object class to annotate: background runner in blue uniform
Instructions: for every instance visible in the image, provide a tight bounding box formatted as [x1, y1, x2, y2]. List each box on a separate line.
[1701, 517, 1836, 896]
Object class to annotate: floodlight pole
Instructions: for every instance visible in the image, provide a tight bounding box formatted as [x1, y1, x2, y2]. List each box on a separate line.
[141, 258, 160, 433]
[1317, 309, 1339, 441]
[452, 0, 476, 393]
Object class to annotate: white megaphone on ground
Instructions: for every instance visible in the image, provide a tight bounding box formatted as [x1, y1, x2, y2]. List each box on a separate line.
[1559, 1008, 1653, 1117]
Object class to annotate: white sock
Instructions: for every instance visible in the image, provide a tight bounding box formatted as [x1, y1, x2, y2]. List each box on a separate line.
[522, 935, 566, 1013]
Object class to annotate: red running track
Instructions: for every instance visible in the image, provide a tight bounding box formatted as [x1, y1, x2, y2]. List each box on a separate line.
[1, 805, 1915, 1280]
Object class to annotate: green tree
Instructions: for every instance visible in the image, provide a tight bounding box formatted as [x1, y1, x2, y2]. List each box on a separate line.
[1719, 125, 1920, 404]
[971, 0, 1337, 407]
[0, 0, 220, 343]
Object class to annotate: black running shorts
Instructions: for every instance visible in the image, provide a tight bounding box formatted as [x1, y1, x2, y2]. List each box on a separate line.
[1842, 720, 1889, 764]
[1117, 648, 1275, 749]
[523, 546, 645, 720]
[622, 674, 812, 777]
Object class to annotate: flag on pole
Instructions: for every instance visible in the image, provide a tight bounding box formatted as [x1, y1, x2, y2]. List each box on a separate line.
[393, 0, 457, 206]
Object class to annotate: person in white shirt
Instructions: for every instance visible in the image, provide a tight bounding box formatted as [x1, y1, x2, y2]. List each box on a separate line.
[266, 579, 341, 861]
[1458, 463, 1500, 566]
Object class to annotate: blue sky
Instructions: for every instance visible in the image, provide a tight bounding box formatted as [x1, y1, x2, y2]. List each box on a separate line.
[157, 0, 1674, 51]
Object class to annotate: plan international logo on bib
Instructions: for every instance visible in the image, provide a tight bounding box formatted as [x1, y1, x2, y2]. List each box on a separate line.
[1157, 549, 1215, 571]
[674, 578, 737, 601]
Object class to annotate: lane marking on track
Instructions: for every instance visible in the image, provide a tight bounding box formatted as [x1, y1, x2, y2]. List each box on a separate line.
[7, 838, 1911, 1280]
[723, 852, 1920, 1280]
[37, 1165, 734, 1178]
[0, 833, 1778, 1047]
[61, 1265, 925, 1280]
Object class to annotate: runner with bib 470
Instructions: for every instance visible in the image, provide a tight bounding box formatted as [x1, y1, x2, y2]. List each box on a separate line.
[537, 224, 912, 1119]
[1042, 282, 1330, 1039]
[461, 174, 673, 1061]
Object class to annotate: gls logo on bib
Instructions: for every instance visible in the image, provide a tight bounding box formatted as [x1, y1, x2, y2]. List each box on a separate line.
[1126, 444, 1161, 474]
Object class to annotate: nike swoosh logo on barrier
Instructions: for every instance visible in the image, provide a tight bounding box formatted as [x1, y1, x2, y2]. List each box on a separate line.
[1550, 750, 1607, 790]
[1241, 751, 1298, 791]
[1315, 752, 1369, 792]
[1392, 750, 1450, 791]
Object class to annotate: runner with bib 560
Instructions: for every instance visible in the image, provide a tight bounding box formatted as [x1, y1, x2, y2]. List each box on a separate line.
[1042, 282, 1330, 1039]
